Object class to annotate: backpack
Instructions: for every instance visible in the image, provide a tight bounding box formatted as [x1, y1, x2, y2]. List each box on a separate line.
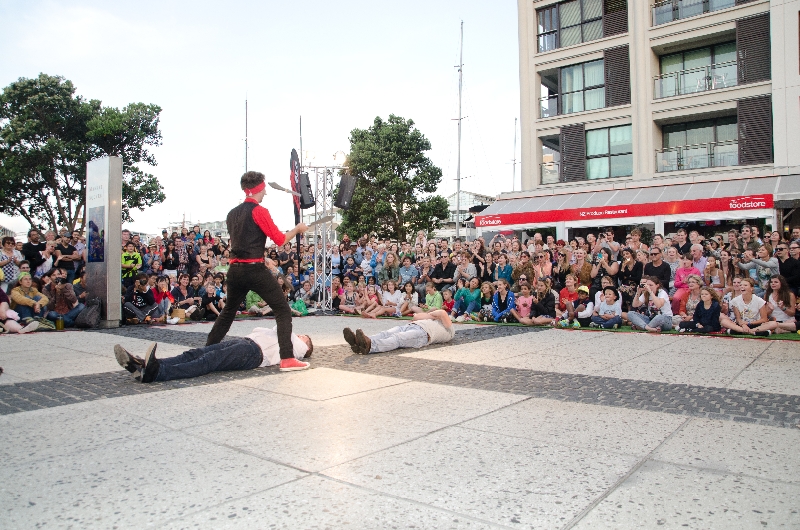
[75, 297, 102, 328]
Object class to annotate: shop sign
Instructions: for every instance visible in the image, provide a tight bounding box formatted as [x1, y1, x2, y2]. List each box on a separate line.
[475, 195, 774, 227]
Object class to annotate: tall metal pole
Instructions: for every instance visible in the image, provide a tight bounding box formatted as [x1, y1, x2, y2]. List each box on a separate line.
[456, 20, 463, 240]
[512, 117, 517, 192]
[245, 99, 248, 172]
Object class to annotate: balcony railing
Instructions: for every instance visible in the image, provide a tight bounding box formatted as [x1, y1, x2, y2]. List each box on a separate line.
[654, 60, 737, 99]
[656, 139, 738, 172]
[540, 95, 559, 118]
[652, 0, 735, 26]
[541, 162, 560, 184]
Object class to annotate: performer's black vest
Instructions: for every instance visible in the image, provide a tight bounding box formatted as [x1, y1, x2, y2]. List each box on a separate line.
[227, 201, 266, 260]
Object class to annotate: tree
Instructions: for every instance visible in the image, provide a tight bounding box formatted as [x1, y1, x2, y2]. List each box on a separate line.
[0, 73, 166, 232]
[337, 115, 448, 242]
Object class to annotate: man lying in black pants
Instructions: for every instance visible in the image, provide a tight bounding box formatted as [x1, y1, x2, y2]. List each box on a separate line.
[114, 326, 313, 383]
[205, 171, 310, 372]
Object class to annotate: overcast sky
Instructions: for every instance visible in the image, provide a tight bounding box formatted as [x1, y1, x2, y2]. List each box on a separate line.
[0, 0, 520, 235]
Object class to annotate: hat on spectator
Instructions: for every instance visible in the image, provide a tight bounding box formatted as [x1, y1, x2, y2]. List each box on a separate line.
[577, 285, 589, 294]
[18, 271, 31, 280]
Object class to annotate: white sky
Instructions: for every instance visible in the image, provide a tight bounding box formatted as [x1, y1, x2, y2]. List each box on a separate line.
[0, 0, 520, 236]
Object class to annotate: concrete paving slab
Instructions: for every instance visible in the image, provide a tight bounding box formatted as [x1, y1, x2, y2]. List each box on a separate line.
[2, 349, 123, 381]
[571, 460, 800, 529]
[729, 367, 800, 396]
[101, 381, 291, 430]
[0, 399, 168, 466]
[0, 429, 307, 529]
[461, 398, 686, 457]
[595, 353, 752, 388]
[664, 335, 772, 357]
[232, 366, 409, 401]
[328, 381, 528, 425]
[160, 474, 497, 529]
[485, 351, 620, 374]
[183, 398, 447, 473]
[324, 425, 640, 528]
[652, 418, 800, 483]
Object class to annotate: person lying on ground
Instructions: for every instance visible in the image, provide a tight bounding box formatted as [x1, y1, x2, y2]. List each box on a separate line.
[342, 309, 454, 355]
[114, 325, 313, 382]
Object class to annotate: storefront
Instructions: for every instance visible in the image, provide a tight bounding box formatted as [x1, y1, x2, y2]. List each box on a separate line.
[475, 174, 800, 241]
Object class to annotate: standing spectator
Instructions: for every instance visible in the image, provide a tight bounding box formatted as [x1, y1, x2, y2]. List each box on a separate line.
[121, 241, 142, 288]
[21, 229, 47, 271]
[431, 253, 456, 292]
[672, 228, 691, 255]
[618, 247, 643, 310]
[1, 236, 23, 293]
[690, 244, 707, 272]
[54, 233, 80, 283]
[35, 241, 57, 278]
[737, 225, 761, 254]
[736, 244, 779, 296]
[774, 242, 800, 293]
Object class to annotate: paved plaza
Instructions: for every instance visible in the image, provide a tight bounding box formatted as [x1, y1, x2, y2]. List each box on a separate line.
[1, 317, 799, 529]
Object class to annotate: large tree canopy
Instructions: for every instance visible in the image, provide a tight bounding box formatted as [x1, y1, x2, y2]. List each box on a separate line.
[0, 73, 166, 231]
[338, 115, 448, 242]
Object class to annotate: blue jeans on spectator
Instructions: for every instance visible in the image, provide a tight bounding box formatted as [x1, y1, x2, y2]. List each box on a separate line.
[628, 312, 673, 331]
[452, 299, 479, 316]
[154, 298, 171, 319]
[47, 303, 85, 328]
[368, 324, 429, 353]
[591, 315, 622, 329]
[15, 296, 48, 319]
[155, 337, 263, 382]
[65, 269, 76, 284]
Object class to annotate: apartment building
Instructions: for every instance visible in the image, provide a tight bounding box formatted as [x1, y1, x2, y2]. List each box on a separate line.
[476, 0, 800, 241]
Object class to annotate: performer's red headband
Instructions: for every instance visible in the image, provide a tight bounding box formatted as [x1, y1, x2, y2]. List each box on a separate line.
[244, 181, 266, 196]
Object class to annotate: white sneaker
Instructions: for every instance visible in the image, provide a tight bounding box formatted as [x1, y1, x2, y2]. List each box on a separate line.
[456, 315, 466, 322]
[185, 306, 197, 316]
[166, 317, 180, 325]
[19, 321, 40, 334]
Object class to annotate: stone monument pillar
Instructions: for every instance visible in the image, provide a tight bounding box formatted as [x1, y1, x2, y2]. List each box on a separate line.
[85, 156, 123, 328]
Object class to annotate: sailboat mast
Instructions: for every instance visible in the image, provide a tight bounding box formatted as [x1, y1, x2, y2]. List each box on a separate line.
[456, 21, 463, 240]
[245, 99, 248, 172]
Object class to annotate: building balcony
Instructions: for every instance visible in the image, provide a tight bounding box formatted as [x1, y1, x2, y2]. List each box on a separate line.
[540, 95, 559, 118]
[654, 60, 737, 99]
[655, 139, 738, 172]
[652, 0, 735, 26]
[540, 162, 561, 184]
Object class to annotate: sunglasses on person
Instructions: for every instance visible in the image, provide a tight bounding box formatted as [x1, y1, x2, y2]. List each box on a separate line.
[519, 276, 527, 281]
[649, 251, 660, 255]
[776, 247, 788, 251]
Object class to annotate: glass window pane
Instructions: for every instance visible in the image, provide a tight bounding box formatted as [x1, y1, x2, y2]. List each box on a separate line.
[713, 42, 736, 64]
[582, 20, 603, 42]
[610, 154, 633, 177]
[584, 60, 604, 87]
[584, 87, 605, 110]
[561, 64, 584, 92]
[582, 0, 603, 20]
[562, 92, 584, 114]
[560, 1, 581, 27]
[560, 25, 581, 47]
[686, 120, 714, 145]
[539, 33, 557, 52]
[609, 125, 632, 154]
[587, 157, 610, 179]
[716, 117, 738, 142]
[663, 124, 686, 148]
[683, 47, 712, 70]
[660, 53, 684, 75]
[586, 129, 609, 156]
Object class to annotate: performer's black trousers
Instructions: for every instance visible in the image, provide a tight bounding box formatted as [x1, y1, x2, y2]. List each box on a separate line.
[206, 263, 293, 359]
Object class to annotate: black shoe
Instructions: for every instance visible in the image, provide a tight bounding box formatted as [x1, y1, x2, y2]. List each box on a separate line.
[114, 345, 144, 373]
[342, 328, 358, 353]
[355, 329, 371, 355]
[754, 330, 771, 337]
[140, 343, 160, 383]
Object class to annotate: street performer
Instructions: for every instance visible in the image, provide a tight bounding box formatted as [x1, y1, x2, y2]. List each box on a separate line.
[206, 171, 310, 372]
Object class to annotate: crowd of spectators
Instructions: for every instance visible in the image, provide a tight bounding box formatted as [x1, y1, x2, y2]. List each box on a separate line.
[1, 223, 799, 338]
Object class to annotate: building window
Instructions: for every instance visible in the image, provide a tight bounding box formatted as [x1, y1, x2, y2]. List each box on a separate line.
[655, 42, 737, 98]
[653, 0, 736, 26]
[586, 125, 632, 179]
[657, 116, 738, 172]
[537, 0, 606, 52]
[538, 5, 559, 52]
[561, 59, 605, 114]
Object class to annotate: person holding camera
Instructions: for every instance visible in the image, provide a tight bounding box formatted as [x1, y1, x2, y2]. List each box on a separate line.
[629, 276, 673, 333]
[42, 267, 85, 328]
